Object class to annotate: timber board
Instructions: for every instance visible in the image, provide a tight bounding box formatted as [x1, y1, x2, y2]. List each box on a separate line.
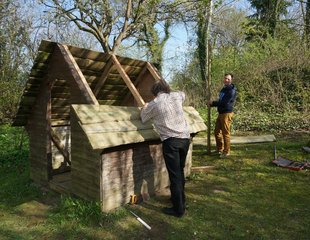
[51, 92, 70, 98]
[53, 79, 70, 86]
[71, 183, 100, 200]
[51, 86, 70, 94]
[97, 100, 122, 105]
[34, 52, 52, 64]
[94, 84, 128, 91]
[29, 69, 48, 78]
[32, 62, 49, 70]
[51, 114, 70, 120]
[105, 72, 138, 81]
[81, 120, 153, 133]
[68, 46, 108, 61]
[87, 129, 159, 150]
[27, 77, 44, 84]
[24, 82, 41, 90]
[51, 120, 70, 126]
[96, 92, 126, 100]
[38, 40, 56, 52]
[80, 68, 103, 77]
[51, 106, 70, 113]
[49, 177, 72, 195]
[73, 112, 141, 124]
[74, 57, 105, 71]
[116, 56, 145, 68]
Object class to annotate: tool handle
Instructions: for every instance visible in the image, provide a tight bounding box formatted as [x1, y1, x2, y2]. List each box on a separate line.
[137, 217, 151, 230]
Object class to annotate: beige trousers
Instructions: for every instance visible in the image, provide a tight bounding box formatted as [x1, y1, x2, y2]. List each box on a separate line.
[214, 112, 234, 154]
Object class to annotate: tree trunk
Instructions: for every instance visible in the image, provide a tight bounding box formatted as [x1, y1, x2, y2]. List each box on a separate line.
[197, 0, 213, 155]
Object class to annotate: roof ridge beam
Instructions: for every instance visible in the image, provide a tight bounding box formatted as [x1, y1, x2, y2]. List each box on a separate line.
[111, 54, 145, 107]
[57, 44, 99, 105]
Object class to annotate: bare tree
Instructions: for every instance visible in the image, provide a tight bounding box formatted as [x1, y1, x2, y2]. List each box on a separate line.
[40, 0, 168, 54]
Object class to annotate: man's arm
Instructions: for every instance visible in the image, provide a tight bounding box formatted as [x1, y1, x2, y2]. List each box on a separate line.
[140, 102, 154, 123]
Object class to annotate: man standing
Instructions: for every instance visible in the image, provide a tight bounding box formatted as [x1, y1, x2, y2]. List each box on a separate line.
[141, 81, 190, 217]
[209, 73, 237, 158]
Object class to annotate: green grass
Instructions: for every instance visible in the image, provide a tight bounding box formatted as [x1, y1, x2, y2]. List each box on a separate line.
[0, 125, 309, 239]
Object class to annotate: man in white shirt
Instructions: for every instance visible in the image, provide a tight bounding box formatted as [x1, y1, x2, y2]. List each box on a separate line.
[141, 81, 190, 217]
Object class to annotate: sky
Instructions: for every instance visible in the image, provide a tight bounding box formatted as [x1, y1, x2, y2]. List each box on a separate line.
[162, 0, 252, 81]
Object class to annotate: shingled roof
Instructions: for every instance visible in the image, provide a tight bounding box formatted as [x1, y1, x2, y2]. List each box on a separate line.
[13, 40, 160, 126]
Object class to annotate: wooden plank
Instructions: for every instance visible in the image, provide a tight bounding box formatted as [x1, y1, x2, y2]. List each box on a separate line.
[94, 55, 113, 96]
[146, 62, 161, 81]
[193, 135, 276, 146]
[117, 56, 145, 68]
[35, 52, 52, 63]
[57, 44, 99, 105]
[29, 69, 48, 78]
[71, 105, 141, 124]
[111, 54, 145, 107]
[96, 91, 125, 100]
[97, 100, 122, 105]
[191, 166, 215, 173]
[122, 63, 148, 104]
[32, 62, 49, 70]
[46, 78, 54, 181]
[51, 120, 70, 126]
[87, 129, 159, 150]
[67, 45, 109, 61]
[81, 120, 153, 134]
[74, 57, 105, 71]
[50, 128, 71, 166]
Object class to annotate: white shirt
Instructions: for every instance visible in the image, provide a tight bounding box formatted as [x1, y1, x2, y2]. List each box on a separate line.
[141, 91, 190, 141]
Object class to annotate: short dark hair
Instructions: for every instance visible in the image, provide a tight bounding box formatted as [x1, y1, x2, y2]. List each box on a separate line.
[151, 80, 171, 96]
[225, 73, 234, 79]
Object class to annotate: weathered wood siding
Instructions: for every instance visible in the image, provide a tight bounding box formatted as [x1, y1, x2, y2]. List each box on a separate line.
[70, 111, 101, 201]
[100, 141, 193, 212]
[26, 79, 49, 185]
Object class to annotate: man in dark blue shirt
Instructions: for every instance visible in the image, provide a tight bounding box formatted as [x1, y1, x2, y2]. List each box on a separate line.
[209, 73, 237, 158]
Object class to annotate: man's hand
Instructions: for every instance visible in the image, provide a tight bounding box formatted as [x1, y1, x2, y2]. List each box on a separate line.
[143, 102, 149, 109]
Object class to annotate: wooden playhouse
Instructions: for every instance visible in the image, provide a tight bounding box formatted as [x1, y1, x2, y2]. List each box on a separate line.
[13, 40, 207, 211]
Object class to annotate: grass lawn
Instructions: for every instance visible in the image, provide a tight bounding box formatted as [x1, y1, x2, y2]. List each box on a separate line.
[0, 126, 309, 240]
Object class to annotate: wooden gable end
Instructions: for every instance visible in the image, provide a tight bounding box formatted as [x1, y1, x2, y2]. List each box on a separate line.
[13, 40, 161, 127]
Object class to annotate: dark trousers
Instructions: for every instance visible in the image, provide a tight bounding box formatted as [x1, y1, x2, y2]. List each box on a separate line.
[162, 137, 190, 215]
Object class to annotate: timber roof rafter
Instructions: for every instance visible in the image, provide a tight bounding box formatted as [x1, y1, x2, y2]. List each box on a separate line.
[13, 40, 162, 126]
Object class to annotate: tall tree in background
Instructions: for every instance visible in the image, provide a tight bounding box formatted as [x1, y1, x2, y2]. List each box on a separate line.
[0, 1, 31, 123]
[196, 0, 213, 154]
[246, 0, 292, 39]
[137, 18, 172, 73]
[40, 0, 169, 55]
[304, 0, 310, 44]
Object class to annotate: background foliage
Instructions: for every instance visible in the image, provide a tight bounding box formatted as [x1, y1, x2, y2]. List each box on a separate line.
[0, 0, 309, 132]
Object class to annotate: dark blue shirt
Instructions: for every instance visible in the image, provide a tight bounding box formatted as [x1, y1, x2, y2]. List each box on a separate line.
[212, 84, 237, 114]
